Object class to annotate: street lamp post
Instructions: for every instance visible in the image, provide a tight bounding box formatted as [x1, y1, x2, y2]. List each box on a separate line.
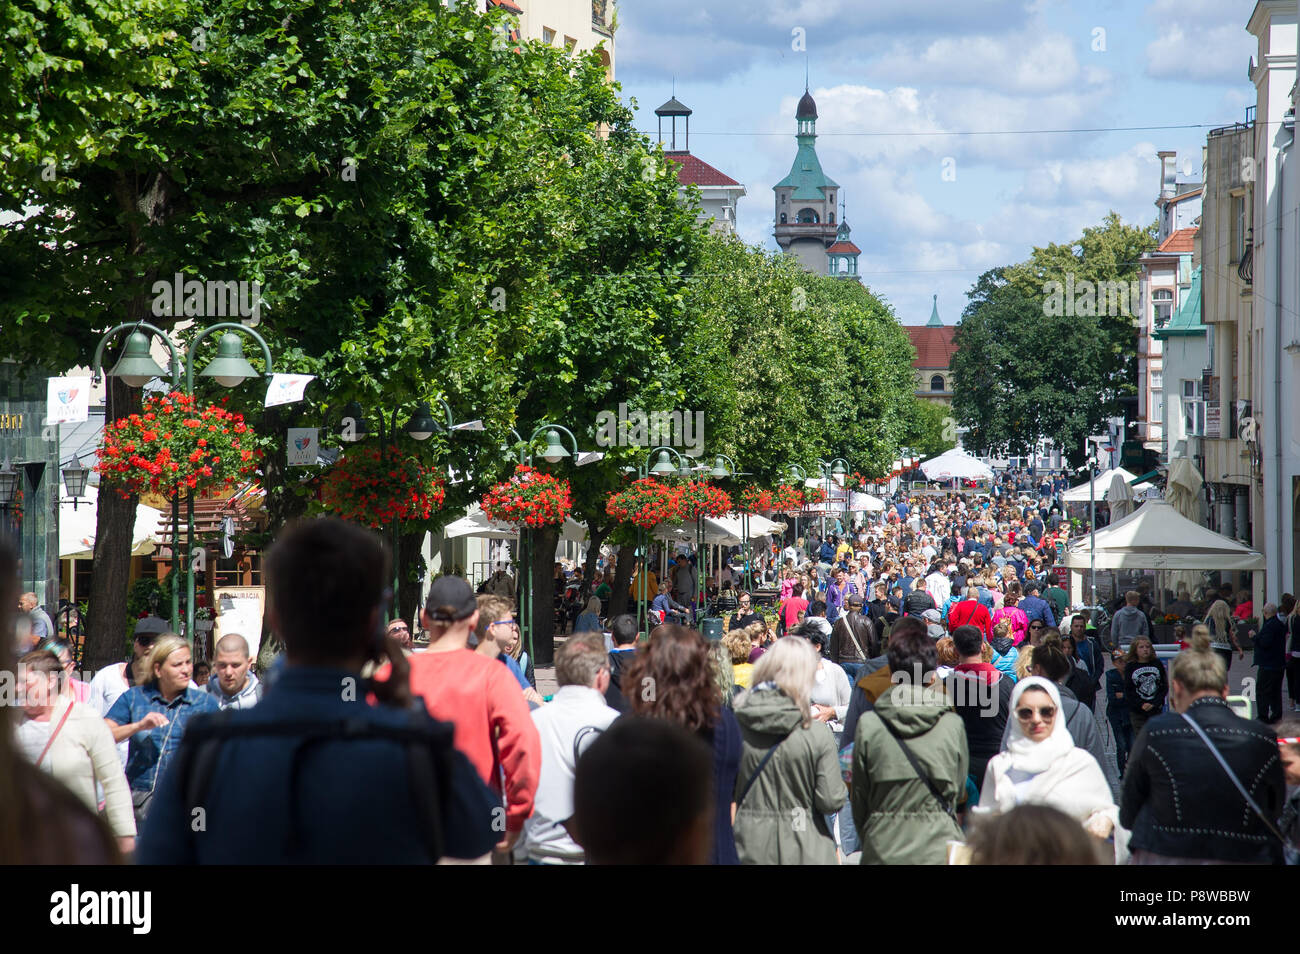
[184, 324, 274, 643]
[786, 463, 808, 565]
[340, 397, 478, 617]
[91, 324, 183, 630]
[509, 424, 582, 666]
[816, 457, 849, 547]
[1088, 452, 1099, 611]
[625, 447, 684, 634]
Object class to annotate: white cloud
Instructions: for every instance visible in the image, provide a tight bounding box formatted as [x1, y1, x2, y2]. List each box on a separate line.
[872, 29, 1094, 95]
[1143, 0, 1257, 85]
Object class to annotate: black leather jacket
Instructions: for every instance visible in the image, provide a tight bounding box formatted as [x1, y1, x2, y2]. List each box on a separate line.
[830, 611, 876, 664]
[1120, 696, 1286, 863]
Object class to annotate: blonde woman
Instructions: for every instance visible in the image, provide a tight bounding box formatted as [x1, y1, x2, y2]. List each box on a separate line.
[724, 628, 756, 690]
[17, 650, 136, 853]
[732, 637, 846, 864]
[104, 634, 219, 825]
[1204, 599, 1241, 670]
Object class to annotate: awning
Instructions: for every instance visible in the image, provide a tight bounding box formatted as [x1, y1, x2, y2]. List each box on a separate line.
[1062, 498, 1265, 571]
[60, 484, 164, 560]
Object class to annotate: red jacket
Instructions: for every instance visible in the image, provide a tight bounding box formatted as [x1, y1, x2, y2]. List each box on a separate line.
[947, 598, 992, 638]
[380, 648, 540, 834]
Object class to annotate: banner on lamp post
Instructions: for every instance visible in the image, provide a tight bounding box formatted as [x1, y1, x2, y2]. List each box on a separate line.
[45, 376, 91, 425]
[287, 428, 318, 467]
[264, 373, 315, 407]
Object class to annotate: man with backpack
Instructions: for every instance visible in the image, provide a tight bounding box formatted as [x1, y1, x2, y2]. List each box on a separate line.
[136, 517, 499, 864]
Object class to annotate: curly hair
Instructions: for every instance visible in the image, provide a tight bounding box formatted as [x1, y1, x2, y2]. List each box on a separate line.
[625, 625, 720, 733]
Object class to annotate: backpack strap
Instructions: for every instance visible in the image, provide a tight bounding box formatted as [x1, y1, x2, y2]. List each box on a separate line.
[735, 739, 784, 810]
[1180, 712, 1287, 846]
[873, 712, 955, 817]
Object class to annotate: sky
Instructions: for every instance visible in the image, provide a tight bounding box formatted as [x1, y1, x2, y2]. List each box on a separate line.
[612, 0, 1261, 326]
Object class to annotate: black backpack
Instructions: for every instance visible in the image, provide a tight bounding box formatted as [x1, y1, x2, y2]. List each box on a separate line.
[173, 708, 459, 862]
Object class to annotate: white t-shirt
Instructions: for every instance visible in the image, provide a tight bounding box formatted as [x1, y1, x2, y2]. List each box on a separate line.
[17, 719, 53, 768]
[88, 662, 132, 765]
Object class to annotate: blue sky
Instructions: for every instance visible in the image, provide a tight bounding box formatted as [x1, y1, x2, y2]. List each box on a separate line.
[613, 0, 1260, 325]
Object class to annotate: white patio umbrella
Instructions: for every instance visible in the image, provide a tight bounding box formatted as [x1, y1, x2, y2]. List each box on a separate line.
[919, 449, 993, 482]
[1106, 471, 1135, 522]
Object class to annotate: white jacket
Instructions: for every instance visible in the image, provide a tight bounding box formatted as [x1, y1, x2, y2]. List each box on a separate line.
[523, 685, 620, 863]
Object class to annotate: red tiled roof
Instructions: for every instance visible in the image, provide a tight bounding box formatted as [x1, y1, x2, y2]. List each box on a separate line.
[488, 0, 523, 13]
[826, 241, 860, 254]
[1157, 227, 1197, 253]
[906, 325, 957, 369]
[665, 151, 741, 187]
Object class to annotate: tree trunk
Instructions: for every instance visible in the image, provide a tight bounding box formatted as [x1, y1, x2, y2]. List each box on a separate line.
[398, 529, 426, 628]
[610, 543, 635, 622]
[580, 520, 608, 605]
[528, 523, 560, 666]
[84, 377, 143, 671]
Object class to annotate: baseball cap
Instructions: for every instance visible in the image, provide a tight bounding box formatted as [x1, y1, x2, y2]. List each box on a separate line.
[425, 576, 477, 622]
[847, 594, 864, 607]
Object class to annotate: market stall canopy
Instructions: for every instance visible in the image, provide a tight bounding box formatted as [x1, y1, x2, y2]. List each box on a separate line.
[1106, 471, 1135, 521]
[442, 506, 587, 542]
[648, 512, 783, 547]
[919, 449, 994, 482]
[1061, 498, 1265, 571]
[1061, 467, 1152, 503]
[60, 484, 163, 559]
[849, 492, 885, 512]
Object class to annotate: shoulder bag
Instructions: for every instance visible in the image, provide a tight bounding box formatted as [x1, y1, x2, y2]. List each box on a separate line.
[874, 712, 955, 818]
[1180, 712, 1288, 848]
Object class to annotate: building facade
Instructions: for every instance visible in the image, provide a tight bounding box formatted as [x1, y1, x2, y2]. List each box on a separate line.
[485, 0, 615, 80]
[0, 362, 61, 611]
[1246, 0, 1300, 602]
[1200, 117, 1258, 549]
[906, 297, 957, 404]
[1136, 225, 1197, 453]
[773, 89, 842, 273]
[656, 97, 745, 235]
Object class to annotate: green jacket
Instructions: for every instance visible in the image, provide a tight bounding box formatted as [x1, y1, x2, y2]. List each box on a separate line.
[733, 688, 847, 865]
[851, 682, 967, 865]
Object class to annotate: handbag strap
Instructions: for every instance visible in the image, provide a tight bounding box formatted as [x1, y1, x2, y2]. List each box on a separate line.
[35, 702, 74, 769]
[735, 739, 783, 810]
[1180, 712, 1287, 845]
[875, 712, 955, 817]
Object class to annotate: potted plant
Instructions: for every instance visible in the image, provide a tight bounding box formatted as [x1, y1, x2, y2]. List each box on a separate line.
[193, 606, 214, 632]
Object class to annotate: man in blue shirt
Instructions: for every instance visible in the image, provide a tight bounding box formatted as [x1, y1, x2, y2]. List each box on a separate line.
[1018, 581, 1057, 628]
[137, 517, 497, 864]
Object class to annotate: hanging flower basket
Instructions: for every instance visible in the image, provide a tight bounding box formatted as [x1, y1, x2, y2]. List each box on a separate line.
[320, 444, 447, 529]
[803, 486, 827, 505]
[676, 480, 732, 519]
[738, 486, 775, 512]
[482, 464, 573, 527]
[771, 484, 805, 511]
[606, 478, 682, 529]
[97, 392, 261, 500]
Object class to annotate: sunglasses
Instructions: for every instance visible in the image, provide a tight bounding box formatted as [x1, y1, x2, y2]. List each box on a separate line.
[1016, 706, 1057, 721]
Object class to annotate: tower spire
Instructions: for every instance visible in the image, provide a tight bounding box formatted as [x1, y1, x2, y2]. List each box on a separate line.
[927, 294, 943, 327]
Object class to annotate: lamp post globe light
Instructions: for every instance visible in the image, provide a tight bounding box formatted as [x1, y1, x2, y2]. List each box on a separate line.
[628, 445, 686, 634]
[182, 323, 275, 644]
[92, 323, 185, 629]
[510, 423, 586, 665]
[62, 456, 89, 510]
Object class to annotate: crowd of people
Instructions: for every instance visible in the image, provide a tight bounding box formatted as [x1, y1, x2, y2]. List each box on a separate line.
[3, 477, 1299, 866]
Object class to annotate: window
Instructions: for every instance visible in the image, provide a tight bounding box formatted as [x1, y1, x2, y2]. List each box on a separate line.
[1151, 370, 1163, 391]
[1231, 194, 1246, 262]
[1152, 288, 1173, 328]
[542, 26, 555, 44]
[1184, 400, 1205, 437]
[564, 36, 577, 52]
[930, 375, 945, 392]
[828, 212, 834, 224]
[796, 208, 819, 223]
[779, 213, 787, 224]
[781, 194, 787, 204]
[828, 256, 838, 275]
[1182, 379, 1199, 399]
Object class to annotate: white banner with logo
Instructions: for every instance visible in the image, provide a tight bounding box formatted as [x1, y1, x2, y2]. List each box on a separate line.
[287, 427, 318, 467]
[45, 376, 91, 425]
[264, 373, 315, 407]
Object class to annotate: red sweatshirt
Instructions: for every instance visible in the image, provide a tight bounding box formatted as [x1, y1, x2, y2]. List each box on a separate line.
[379, 649, 540, 834]
[947, 599, 992, 639]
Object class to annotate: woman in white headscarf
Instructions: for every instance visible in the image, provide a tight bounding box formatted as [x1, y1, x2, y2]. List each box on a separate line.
[979, 677, 1126, 862]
